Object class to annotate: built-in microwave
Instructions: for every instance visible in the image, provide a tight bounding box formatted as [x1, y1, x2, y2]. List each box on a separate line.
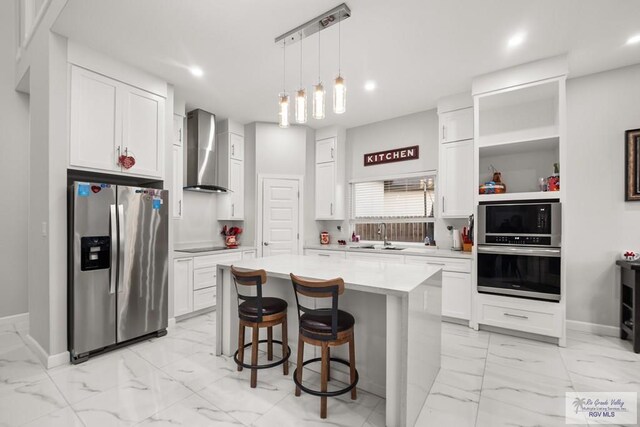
[477, 200, 561, 247]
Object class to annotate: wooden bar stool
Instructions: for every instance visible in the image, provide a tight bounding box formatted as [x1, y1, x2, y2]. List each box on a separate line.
[231, 266, 291, 388]
[289, 273, 358, 419]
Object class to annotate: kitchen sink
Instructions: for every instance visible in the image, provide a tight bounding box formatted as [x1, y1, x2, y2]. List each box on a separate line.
[348, 244, 406, 251]
[382, 246, 404, 250]
[349, 245, 376, 249]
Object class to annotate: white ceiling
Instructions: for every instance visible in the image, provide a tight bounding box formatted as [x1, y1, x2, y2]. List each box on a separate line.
[53, 0, 640, 129]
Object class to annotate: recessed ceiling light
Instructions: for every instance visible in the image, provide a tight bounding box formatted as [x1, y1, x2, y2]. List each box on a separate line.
[364, 81, 376, 91]
[627, 34, 640, 45]
[190, 66, 204, 77]
[507, 32, 526, 48]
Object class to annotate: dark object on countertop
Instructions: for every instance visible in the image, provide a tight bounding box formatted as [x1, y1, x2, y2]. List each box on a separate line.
[617, 260, 640, 353]
[338, 240, 347, 245]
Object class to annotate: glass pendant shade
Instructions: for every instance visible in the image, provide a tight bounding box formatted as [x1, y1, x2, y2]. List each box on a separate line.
[278, 93, 290, 128]
[312, 83, 325, 120]
[333, 75, 346, 114]
[295, 89, 307, 124]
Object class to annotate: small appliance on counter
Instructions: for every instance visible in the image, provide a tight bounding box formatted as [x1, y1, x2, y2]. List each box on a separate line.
[320, 231, 330, 245]
[452, 228, 463, 251]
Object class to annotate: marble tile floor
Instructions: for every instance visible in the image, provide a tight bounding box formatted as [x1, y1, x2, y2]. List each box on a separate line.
[1, 313, 639, 426]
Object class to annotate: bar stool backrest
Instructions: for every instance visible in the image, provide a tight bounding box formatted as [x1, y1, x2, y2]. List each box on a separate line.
[231, 266, 267, 322]
[290, 273, 345, 340]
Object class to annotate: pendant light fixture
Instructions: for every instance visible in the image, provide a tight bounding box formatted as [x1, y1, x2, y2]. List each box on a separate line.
[274, 4, 351, 125]
[278, 39, 289, 128]
[333, 9, 346, 114]
[312, 30, 325, 120]
[295, 31, 307, 124]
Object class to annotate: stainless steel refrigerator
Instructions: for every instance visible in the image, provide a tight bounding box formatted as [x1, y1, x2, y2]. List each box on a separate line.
[68, 181, 169, 363]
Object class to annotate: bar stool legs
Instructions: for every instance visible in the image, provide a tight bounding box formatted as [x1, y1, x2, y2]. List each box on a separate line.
[349, 332, 357, 400]
[251, 326, 259, 387]
[237, 324, 245, 372]
[320, 342, 329, 418]
[282, 316, 289, 375]
[295, 336, 304, 397]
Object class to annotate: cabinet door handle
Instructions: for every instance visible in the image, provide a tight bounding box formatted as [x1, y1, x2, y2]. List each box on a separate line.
[179, 200, 182, 216]
[318, 253, 331, 257]
[503, 312, 529, 320]
[442, 125, 446, 140]
[330, 202, 333, 216]
[179, 128, 182, 142]
[232, 203, 235, 217]
[442, 196, 445, 213]
[232, 144, 235, 157]
[330, 147, 334, 159]
[116, 146, 121, 165]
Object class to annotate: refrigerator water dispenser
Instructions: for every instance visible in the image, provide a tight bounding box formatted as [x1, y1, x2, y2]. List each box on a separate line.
[80, 236, 110, 271]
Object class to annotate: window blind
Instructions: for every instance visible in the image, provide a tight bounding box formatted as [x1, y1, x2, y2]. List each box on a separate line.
[351, 176, 436, 221]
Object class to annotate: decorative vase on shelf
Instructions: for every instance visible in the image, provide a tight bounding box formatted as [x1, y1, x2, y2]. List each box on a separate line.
[225, 235, 238, 248]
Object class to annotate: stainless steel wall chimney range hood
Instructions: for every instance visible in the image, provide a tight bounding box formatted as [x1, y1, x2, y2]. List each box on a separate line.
[184, 109, 229, 193]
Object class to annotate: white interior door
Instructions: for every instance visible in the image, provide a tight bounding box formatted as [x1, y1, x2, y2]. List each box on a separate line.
[262, 178, 300, 257]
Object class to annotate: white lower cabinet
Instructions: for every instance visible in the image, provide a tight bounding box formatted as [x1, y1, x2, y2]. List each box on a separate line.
[345, 252, 403, 263]
[174, 250, 253, 318]
[304, 249, 346, 259]
[173, 258, 193, 317]
[476, 295, 562, 337]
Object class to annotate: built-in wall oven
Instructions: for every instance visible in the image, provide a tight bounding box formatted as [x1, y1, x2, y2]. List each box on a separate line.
[477, 200, 561, 302]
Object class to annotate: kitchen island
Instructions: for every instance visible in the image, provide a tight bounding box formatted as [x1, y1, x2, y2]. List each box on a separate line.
[216, 254, 442, 427]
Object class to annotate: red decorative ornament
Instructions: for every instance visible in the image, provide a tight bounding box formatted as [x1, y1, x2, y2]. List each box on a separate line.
[119, 154, 136, 169]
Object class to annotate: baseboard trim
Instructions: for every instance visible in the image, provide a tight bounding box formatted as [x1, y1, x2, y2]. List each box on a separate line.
[23, 334, 48, 367]
[0, 312, 28, 326]
[168, 317, 177, 329]
[566, 319, 618, 337]
[47, 351, 70, 369]
[23, 334, 70, 369]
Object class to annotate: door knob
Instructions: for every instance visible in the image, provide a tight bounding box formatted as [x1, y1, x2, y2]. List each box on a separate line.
[263, 242, 270, 246]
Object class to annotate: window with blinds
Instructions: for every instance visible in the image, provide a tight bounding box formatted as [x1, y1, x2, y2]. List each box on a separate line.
[350, 175, 436, 243]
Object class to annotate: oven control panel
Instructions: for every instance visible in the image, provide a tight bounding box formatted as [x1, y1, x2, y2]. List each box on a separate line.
[486, 235, 551, 245]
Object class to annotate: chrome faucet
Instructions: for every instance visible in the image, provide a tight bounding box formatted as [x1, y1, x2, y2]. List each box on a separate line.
[378, 223, 391, 246]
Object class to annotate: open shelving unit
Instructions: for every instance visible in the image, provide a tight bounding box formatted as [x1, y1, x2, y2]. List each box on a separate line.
[471, 56, 568, 346]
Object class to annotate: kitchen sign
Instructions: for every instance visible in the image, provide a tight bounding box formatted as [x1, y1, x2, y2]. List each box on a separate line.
[364, 145, 419, 167]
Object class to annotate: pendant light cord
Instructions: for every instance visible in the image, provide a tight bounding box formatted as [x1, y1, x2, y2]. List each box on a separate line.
[299, 31, 303, 89]
[338, 10, 341, 75]
[283, 39, 286, 93]
[318, 29, 321, 83]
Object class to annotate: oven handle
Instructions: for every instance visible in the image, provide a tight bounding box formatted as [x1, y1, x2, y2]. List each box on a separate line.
[477, 245, 561, 257]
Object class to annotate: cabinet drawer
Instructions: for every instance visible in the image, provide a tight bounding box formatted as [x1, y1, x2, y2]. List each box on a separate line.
[194, 266, 216, 290]
[193, 253, 242, 269]
[405, 255, 471, 273]
[305, 249, 346, 259]
[194, 287, 217, 311]
[480, 303, 561, 337]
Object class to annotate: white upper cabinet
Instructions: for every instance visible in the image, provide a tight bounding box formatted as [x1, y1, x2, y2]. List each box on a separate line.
[440, 108, 474, 144]
[121, 86, 164, 178]
[69, 66, 121, 172]
[314, 128, 346, 220]
[68, 65, 165, 179]
[173, 114, 184, 147]
[315, 137, 336, 163]
[439, 139, 474, 217]
[230, 132, 244, 161]
[172, 145, 183, 219]
[315, 162, 337, 219]
[217, 121, 245, 220]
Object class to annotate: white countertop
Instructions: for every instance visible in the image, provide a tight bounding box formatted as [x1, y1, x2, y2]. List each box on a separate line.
[217, 254, 441, 296]
[304, 244, 473, 259]
[173, 246, 256, 259]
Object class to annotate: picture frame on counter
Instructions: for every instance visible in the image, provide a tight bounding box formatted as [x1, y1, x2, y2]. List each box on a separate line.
[625, 128, 640, 201]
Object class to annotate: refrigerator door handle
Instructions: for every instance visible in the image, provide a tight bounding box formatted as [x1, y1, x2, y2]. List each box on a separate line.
[117, 204, 125, 293]
[109, 204, 117, 295]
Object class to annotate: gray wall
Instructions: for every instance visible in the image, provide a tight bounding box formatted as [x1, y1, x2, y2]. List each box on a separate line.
[0, 0, 29, 318]
[340, 109, 467, 247]
[565, 63, 640, 327]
